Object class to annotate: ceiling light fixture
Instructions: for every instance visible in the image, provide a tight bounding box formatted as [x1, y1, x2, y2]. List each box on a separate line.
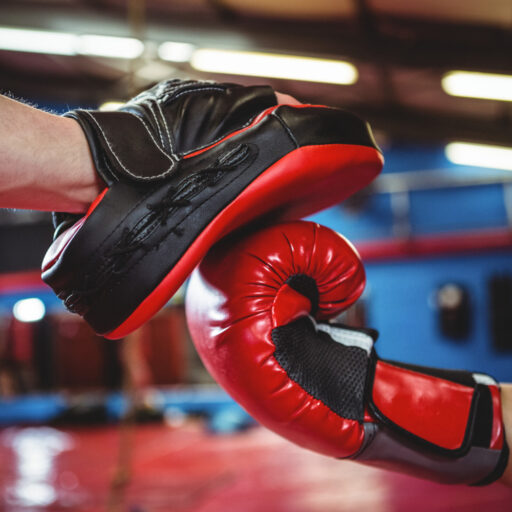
[445, 142, 512, 171]
[442, 71, 512, 102]
[190, 49, 358, 85]
[77, 35, 144, 59]
[0, 27, 144, 59]
[158, 41, 195, 63]
[0, 27, 75, 56]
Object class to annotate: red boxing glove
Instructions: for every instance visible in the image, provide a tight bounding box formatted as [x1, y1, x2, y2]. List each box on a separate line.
[186, 220, 509, 485]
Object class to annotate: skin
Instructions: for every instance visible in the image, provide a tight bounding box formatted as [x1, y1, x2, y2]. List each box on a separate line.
[0, 90, 511, 486]
[0, 94, 101, 212]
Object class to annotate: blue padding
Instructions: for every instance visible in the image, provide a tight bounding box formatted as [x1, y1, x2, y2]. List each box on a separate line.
[0, 388, 251, 426]
[106, 387, 248, 421]
[410, 185, 507, 234]
[0, 290, 64, 316]
[365, 250, 512, 382]
[0, 394, 68, 425]
[208, 405, 255, 434]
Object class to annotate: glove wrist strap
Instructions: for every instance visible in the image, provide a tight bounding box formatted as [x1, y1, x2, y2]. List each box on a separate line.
[315, 323, 509, 485]
[66, 110, 179, 185]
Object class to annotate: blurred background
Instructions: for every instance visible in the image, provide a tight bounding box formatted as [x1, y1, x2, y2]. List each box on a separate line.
[1, 1, 512, 510]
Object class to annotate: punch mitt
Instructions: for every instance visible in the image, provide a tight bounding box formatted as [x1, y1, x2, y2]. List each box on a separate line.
[185, 220, 508, 485]
[41, 79, 383, 338]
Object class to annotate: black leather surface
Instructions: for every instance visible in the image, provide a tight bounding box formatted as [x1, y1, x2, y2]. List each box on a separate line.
[44, 115, 295, 333]
[274, 105, 379, 150]
[67, 80, 277, 185]
[45, 79, 382, 334]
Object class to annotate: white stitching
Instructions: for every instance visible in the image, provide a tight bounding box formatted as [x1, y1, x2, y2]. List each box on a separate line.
[161, 85, 226, 104]
[154, 100, 175, 155]
[158, 82, 272, 156]
[160, 79, 203, 98]
[145, 100, 164, 147]
[83, 111, 178, 181]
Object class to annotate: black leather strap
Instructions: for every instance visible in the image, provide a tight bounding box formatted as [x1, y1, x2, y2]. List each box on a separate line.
[65, 80, 277, 186]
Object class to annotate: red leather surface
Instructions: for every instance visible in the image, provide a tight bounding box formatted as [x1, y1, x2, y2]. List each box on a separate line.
[489, 385, 505, 450]
[186, 220, 367, 457]
[271, 284, 312, 328]
[110, 143, 381, 338]
[373, 361, 474, 451]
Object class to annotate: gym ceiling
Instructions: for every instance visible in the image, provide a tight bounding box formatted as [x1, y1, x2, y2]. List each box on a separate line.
[0, 0, 511, 146]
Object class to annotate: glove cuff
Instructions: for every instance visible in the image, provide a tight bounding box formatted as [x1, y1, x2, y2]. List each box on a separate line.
[361, 354, 509, 485]
[65, 110, 178, 186]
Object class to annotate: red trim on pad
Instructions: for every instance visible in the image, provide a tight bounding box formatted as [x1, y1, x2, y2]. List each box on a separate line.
[107, 144, 382, 338]
[183, 104, 328, 159]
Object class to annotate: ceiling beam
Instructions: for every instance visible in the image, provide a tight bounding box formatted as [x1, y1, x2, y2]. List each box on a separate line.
[1, 3, 512, 73]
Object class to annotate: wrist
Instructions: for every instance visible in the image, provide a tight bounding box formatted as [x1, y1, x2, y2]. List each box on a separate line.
[0, 95, 103, 212]
[60, 116, 104, 212]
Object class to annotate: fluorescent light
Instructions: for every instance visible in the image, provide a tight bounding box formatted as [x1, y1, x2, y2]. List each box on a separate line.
[0, 27, 75, 56]
[13, 298, 46, 323]
[446, 142, 512, 171]
[190, 49, 358, 85]
[0, 27, 144, 59]
[77, 35, 144, 59]
[442, 71, 512, 102]
[158, 41, 195, 63]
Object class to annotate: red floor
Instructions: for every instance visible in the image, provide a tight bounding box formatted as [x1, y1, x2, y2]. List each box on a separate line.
[0, 422, 511, 512]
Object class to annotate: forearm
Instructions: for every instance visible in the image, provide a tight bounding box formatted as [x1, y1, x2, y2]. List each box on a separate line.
[0, 94, 102, 212]
[499, 383, 512, 486]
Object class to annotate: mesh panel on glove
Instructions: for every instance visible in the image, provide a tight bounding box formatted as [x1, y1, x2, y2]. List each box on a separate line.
[272, 317, 368, 421]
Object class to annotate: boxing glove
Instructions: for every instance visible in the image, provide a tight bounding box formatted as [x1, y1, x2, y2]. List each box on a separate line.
[41, 79, 383, 338]
[185, 220, 509, 485]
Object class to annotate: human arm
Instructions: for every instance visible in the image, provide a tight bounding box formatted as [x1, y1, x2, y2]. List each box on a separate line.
[0, 94, 102, 212]
[0, 91, 299, 213]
